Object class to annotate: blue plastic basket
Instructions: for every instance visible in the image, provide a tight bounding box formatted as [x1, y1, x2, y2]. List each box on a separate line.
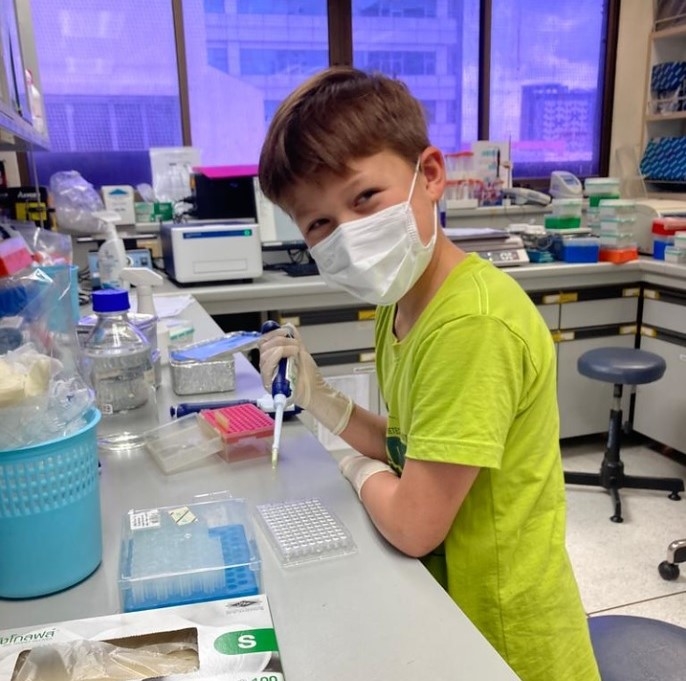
[0, 408, 102, 598]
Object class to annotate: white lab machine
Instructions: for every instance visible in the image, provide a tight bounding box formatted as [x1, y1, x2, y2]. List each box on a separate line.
[444, 227, 529, 266]
[634, 199, 686, 254]
[549, 171, 583, 199]
[160, 220, 263, 284]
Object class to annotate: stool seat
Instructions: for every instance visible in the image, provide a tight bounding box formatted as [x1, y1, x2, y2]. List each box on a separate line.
[589, 615, 686, 681]
[578, 347, 666, 385]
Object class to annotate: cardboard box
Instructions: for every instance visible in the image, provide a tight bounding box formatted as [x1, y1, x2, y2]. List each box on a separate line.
[0, 595, 285, 680]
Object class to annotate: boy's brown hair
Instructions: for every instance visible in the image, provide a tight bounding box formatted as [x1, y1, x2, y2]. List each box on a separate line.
[258, 67, 430, 210]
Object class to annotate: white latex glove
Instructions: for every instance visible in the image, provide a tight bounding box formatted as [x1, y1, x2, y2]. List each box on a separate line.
[338, 452, 395, 499]
[259, 324, 353, 435]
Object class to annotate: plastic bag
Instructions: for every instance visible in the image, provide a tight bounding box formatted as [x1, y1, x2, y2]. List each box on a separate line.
[12, 637, 199, 681]
[49, 170, 105, 235]
[0, 267, 93, 449]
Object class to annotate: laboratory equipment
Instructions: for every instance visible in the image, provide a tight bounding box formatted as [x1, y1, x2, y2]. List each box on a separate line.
[0, 408, 102, 598]
[83, 289, 157, 451]
[597, 200, 638, 263]
[634, 198, 686, 254]
[549, 171, 583, 199]
[118, 498, 261, 612]
[255, 498, 357, 567]
[500, 186, 551, 206]
[160, 220, 263, 284]
[585, 177, 621, 234]
[190, 167, 257, 220]
[145, 414, 224, 474]
[200, 402, 274, 461]
[260, 320, 293, 468]
[170, 396, 301, 419]
[169, 332, 260, 396]
[443, 227, 529, 266]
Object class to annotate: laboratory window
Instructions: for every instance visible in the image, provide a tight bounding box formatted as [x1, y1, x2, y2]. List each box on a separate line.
[353, 0, 480, 154]
[422, 100, 437, 124]
[25, 0, 615, 183]
[29, 0, 182, 186]
[204, 0, 225, 12]
[207, 42, 230, 73]
[354, 0, 438, 18]
[239, 49, 329, 76]
[489, 0, 607, 177]
[356, 50, 437, 76]
[236, 0, 326, 14]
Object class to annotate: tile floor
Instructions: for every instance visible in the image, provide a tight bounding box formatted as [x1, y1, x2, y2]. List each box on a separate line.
[562, 436, 686, 628]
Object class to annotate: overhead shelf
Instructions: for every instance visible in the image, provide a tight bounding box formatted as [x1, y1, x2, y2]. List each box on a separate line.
[0, 99, 48, 150]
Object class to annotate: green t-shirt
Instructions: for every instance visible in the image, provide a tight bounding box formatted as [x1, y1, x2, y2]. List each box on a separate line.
[375, 254, 600, 681]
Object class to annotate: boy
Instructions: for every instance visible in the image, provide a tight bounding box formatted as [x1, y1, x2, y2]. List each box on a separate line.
[258, 67, 600, 681]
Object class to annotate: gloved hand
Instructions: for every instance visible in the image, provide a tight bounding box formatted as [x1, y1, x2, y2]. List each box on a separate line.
[259, 324, 353, 435]
[338, 452, 395, 499]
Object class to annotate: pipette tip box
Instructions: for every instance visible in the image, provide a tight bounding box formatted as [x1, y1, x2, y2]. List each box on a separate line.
[118, 498, 261, 613]
[200, 403, 274, 462]
[145, 413, 224, 473]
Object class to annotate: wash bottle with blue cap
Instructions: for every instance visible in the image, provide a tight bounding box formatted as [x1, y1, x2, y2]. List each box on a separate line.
[95, 210, 128, 290]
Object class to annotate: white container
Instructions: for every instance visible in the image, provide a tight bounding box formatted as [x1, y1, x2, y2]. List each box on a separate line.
[665, 246, 686, 264]
[551, 198, 583, 218]
[96, 213, 128, 290]
[674, 231, 686, 250]
[599, 199, 636, 218]
[585, 177, 621, 196]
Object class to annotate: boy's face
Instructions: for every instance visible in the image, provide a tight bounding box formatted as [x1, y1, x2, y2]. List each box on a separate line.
[285, 149, 443, 249]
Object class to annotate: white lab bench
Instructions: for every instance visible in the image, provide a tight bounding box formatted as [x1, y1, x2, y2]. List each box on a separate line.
[0, 299, 519, 681]
[158, 258, 686, 452]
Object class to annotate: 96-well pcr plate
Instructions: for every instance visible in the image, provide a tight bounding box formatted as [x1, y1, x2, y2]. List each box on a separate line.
[255, 498, 357, 567]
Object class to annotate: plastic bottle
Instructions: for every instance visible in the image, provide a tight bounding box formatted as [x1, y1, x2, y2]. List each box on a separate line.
[120, 267, 163, 385]
[95, 211, 128, 290]
[83, 289, 158, 452]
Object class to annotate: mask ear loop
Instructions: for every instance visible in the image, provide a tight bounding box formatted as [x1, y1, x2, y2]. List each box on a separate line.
[407, 157, 421, 202]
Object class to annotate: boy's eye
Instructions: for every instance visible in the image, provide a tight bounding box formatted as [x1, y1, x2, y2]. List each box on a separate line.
[306, 218, 329, 233]
[354, 189, 378, 206]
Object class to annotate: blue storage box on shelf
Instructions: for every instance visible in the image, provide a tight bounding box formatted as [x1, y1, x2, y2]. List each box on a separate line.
[651, 61, 686, 113]
[118, 497, 261, 613]
[640, 137, 686, 183]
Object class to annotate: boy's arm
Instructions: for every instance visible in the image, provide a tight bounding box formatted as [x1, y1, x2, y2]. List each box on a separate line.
[336, 404, 389, 461]
[342, 456, 480, 557]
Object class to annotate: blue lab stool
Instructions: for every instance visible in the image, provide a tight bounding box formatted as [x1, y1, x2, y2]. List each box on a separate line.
[564, 347, 684, 522]
[589, 615, 686, 681]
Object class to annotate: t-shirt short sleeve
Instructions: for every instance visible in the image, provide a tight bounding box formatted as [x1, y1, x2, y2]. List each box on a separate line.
[405, 314, 527, 469]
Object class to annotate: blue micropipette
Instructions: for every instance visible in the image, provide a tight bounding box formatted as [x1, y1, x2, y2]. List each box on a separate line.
[261, 320, 293, 467]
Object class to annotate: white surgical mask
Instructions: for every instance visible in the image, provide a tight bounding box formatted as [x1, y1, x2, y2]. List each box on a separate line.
[309, 160, 437, 306]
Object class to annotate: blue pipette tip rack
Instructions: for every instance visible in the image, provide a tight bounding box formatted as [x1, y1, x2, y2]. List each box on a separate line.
[118, 498, 261, 612]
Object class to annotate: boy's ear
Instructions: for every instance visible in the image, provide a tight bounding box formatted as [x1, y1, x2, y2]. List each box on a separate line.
[420, 146, 446, 201]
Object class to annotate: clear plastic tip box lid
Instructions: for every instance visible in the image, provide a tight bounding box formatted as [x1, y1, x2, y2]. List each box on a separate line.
[119, 498, 261, 613]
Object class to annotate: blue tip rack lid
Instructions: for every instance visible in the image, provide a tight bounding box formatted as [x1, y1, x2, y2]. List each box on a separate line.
[92, 289, 130, 313]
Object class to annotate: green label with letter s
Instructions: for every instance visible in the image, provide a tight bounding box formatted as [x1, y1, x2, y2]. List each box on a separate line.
[214, 628, 279, 655]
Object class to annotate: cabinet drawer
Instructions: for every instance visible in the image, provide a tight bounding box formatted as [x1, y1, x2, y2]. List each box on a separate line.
[557, 335, 634, 439]
[536, 304, 559, 330]
[560, 297, 638, 330]
[634, 336, 686, 453]
[297, 320, 375, 355]
[642, 298, 686, 336]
